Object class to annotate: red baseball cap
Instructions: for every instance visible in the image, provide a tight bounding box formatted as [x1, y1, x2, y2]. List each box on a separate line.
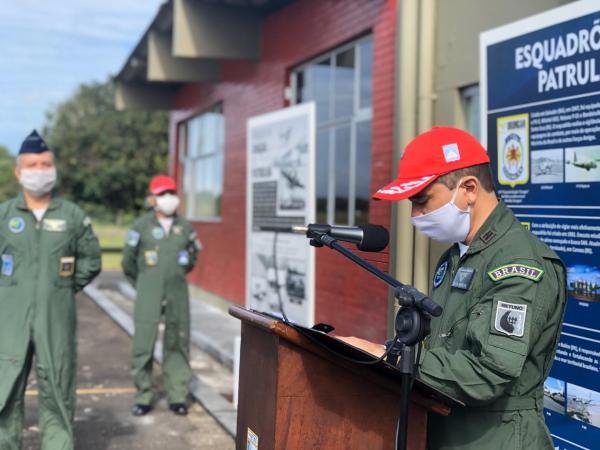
[149, 175, 177, 195]
[373, 127, 490, 201]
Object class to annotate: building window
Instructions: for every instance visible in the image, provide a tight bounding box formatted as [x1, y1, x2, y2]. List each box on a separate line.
[293, 36, 373, 226]
[180, 104, 224, 220]
[460, 84, 480, 140]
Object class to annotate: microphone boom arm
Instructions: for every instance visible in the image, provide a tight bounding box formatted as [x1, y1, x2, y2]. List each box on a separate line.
[310, 233, 442, 317]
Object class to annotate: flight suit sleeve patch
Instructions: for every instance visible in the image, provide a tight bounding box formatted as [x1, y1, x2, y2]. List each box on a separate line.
[127, 230, 140, 247]
[487, 264, 544, 282]
[2, 255, 14, 276]
[493, 301, 527, 337]
[83, 216, 92, 227]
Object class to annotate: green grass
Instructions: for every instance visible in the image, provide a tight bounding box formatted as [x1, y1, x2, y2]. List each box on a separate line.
[94, 223, 128, 271]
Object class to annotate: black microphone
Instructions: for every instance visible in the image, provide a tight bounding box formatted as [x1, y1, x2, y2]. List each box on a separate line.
[292, 223, 389, 252]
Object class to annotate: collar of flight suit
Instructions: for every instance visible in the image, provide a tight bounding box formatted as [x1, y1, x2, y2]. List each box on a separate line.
[15, 191, 62, 212]
[461, 200, 516, 257]
[151, 212, 184, 232]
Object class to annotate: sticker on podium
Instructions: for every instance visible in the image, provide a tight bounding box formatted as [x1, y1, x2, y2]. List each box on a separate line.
[247, 428, 258, 450]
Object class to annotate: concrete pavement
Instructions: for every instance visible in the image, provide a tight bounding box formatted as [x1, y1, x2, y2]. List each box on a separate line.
[22, 291, 235, 450]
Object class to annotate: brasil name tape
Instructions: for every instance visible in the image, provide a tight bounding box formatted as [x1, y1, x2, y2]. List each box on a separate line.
[488, 264, 544, 282]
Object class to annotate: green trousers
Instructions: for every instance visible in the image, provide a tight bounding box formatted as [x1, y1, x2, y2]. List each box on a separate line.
[0, 342, 75, 450]
[132, 302, 192, 406]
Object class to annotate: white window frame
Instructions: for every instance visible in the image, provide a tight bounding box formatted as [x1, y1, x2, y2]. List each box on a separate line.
[291, 35, 373, 226]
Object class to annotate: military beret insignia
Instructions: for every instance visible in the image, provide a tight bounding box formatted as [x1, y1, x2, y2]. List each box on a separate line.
[488, 264, 544, 282]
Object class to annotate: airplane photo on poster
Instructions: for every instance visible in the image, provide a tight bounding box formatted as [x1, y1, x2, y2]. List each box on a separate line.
[565, 146, 600, 183]
[567, 383, 600, 428]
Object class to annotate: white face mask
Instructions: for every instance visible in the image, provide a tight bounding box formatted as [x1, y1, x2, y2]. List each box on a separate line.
[19, 167, 57, 197]
[155, 193, 180, 216]
[411, 180, 471, 244]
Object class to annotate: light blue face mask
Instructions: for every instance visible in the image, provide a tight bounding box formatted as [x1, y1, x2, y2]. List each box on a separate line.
[410, 180, 471, 244]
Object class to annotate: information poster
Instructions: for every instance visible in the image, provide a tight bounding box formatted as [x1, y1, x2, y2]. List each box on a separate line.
[246, 103, 316, 326]
[481, 2, 600, 449]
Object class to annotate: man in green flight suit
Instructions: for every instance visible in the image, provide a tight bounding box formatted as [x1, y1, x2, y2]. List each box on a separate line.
[342, 127, 566, 449]
[122, 175, 201, 417]
[0, 130, 102, 450]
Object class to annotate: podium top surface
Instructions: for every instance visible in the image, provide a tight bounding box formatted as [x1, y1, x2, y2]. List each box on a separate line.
[230, 305, 463, 413]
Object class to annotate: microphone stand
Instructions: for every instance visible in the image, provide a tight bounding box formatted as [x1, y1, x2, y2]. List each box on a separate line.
[308, 232, 441, 450]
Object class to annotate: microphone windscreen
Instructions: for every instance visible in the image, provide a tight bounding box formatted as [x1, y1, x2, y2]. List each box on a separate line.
[357, 224, 389, 252]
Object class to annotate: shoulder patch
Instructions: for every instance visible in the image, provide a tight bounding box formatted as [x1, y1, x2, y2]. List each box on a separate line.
[127, 230, 140, 247]
[494, 301, 527, 337]
[488, 264, 544, 282]
[83, 216, 92, 227]
[433, 261, 448, 288]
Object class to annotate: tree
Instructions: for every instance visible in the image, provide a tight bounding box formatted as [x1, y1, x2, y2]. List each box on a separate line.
[0, 145, 18, 202]
[43, 80, 169, 222]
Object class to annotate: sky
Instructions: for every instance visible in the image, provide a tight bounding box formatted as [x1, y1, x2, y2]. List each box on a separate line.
[0, 0, 164, 154]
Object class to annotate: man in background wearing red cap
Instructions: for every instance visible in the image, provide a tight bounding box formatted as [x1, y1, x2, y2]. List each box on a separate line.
[122, 175, 201, 417]
[342, 127, 566, 449]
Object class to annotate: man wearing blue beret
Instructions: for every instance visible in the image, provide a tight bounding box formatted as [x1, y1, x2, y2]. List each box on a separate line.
[0, 130, 102, 449]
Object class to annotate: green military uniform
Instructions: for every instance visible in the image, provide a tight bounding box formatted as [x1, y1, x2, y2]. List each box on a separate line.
[0, 193, 101, 450]
[122, 212, 200, 406]
[417, 201, 566, 450]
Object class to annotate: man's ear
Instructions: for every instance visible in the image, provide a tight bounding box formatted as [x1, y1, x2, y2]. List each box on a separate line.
[14, 166, 20, 181]
[462, 176, 479, 206]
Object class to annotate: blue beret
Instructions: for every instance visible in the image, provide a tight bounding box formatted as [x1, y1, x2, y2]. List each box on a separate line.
[19, 129, 49, 154]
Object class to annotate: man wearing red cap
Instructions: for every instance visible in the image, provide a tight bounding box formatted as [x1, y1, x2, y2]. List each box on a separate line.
[343, 127, 566, 449]
[122, 175, 201, 416]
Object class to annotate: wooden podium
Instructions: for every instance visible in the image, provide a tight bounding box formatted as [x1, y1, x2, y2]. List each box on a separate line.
[230, 306, 460, 450]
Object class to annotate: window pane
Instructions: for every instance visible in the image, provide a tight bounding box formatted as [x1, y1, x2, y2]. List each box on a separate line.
[202, 112, 220, 155]
[359, 40, 373, 110]
[334, 126, 350, 225]
[304, 57, 331, 124]
[461, 85, 480, 140]
[183, 105, 224, 218]
[334, 48, 355, 119]
[355, 121, 372, 225]
[186, 117, 201, 158]
[316, 129, 329, 224]
[295, 70, 305, 103]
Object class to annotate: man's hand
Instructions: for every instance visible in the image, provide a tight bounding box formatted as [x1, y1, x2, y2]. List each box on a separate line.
[335, 336, 386, 357]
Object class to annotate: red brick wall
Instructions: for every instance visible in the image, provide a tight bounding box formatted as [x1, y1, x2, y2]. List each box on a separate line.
[170, 0, 396, 341]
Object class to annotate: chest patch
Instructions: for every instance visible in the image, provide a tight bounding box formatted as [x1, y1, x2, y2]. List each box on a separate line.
[452, 267, 476, 290]
[172, 225, 183, 235]
[433, 261, 448, 288]
[488, 264, 544, 282]
[152, 227, 165, 240]
[43, 219, 67, 232]
[8, 217, 25, 233]
[144, 250, 158, 266]
[494, 301, 527, 337]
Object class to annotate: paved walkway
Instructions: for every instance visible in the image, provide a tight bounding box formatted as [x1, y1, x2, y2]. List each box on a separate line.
[85, 272, 239, 436]
[22, 292, 235, 450]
